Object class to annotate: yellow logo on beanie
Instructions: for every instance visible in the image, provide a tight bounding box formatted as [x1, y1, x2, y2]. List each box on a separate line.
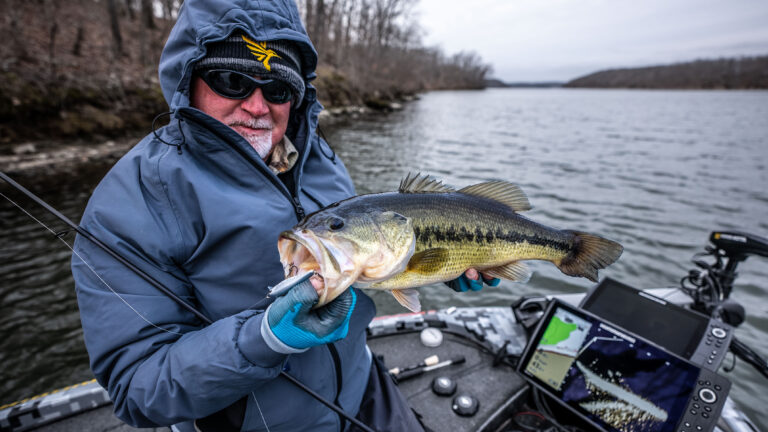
[242, 35, 281, 71]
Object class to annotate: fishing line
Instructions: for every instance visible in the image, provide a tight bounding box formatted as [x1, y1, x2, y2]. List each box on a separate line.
[0, 171, 212, 324]
[0, 171, 377, 432]
[0, 190, 183, 336]
[251, 392, 270, 432]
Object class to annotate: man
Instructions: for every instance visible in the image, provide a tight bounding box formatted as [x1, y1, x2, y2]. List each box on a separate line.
[72, 1, 494, 430]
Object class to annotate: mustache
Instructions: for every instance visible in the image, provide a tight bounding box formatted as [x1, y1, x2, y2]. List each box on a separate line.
[228, 118, 273, 129]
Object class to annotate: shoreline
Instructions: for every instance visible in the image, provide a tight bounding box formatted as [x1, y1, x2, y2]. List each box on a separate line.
[0, 99, 411, 179]
[0, 137, 139, 179]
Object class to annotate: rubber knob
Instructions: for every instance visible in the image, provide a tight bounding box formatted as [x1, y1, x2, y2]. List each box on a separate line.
[452, 394, 479, 417]
[432, 376, 457, 396]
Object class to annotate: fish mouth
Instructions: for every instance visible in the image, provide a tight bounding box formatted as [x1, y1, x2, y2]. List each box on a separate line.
[278, 230, 359, 305]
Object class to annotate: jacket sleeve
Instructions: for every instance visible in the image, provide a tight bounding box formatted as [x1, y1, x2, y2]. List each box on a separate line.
[71, 152, 287, 427]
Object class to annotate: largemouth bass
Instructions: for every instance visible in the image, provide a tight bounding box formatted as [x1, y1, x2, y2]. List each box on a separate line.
[278, 174, 623, 312]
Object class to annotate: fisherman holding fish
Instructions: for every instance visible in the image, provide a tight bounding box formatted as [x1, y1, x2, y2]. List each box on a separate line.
[70, 1, 503, 431]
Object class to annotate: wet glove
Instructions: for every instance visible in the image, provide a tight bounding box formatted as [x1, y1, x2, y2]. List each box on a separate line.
[446, 272, 501, 292]
[261, 271, 357, 354]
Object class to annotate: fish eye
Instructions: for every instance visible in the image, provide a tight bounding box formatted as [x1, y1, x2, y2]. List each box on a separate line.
[329, 218, 344, 230]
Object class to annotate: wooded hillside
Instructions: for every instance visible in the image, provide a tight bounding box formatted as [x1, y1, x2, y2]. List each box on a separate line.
[565, 57, 768, 89]
[0, 0, 491, 144]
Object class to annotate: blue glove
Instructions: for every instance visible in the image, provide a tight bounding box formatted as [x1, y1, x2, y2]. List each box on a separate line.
[446, 272, 501, 292]
[261, 272, 356, 354]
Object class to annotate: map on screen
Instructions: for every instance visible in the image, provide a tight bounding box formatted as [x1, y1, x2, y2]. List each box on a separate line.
[522, 305, 700, 432]
[525, 308, 592, 390]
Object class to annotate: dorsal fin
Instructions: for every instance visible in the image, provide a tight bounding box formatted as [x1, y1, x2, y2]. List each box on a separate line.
[399, 173, 455, 194]
[458, 181, 531, 212]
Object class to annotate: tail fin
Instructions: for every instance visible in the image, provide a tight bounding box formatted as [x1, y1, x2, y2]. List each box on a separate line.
[557, 231, 623, 282]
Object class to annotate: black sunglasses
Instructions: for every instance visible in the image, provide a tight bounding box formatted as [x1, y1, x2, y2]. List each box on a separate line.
[199, 69, 293, 104]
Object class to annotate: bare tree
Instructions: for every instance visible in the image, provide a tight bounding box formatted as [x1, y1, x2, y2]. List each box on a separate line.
[107, 0, 124, 55]
[41, 0, 61, 78]
[124, 0, 136, 20]
[313, 0, 327, 54]
[72, 25, 85, 56]
[141, 0, 155, 29]
[7, 0, 28, 63]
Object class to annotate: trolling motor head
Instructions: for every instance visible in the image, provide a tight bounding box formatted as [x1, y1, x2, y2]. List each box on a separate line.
[710, 231, 768, 261]
[709, 231, 768, 297]
[682, 231, 768, 318]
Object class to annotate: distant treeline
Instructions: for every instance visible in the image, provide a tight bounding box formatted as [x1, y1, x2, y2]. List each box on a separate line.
[485, 79, 562, 88]
[296, 0, 491, 106]
[0, 0, 491, 143]
[565, 56, 768, 89]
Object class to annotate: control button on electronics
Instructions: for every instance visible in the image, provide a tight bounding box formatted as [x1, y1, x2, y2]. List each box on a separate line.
[432, 376, 457, 396]
[711, 328, 727, 339]
[714, 385, 722, 391]
[452, 394, 479, 417]
[699, 388, 717, 404]
[702, 413, 710, 419]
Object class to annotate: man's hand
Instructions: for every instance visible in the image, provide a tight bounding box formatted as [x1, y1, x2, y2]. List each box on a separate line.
[261, 272, 356, 353]
[446, 269, 500, 292]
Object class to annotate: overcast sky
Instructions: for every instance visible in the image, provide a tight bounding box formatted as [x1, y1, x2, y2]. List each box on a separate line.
[415, 0, 768, 82]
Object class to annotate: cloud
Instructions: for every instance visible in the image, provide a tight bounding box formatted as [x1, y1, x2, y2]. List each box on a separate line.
[417, 0, 768, 81]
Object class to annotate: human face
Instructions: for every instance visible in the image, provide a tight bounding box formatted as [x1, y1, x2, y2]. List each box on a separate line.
[190, 75, 291, 160]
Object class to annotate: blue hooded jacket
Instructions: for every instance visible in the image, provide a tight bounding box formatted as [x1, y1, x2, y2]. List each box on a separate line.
[71, 1, 375, 430]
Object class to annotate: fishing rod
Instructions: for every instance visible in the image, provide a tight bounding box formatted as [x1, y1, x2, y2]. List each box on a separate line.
[0, 170, 377, 432]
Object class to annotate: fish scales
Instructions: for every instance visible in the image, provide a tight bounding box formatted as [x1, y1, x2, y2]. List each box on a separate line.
[277, 173, 623, 311]
[356, 192, 575, 289]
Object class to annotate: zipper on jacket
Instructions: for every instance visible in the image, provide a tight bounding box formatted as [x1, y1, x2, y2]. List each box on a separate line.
[175, 110, 308, 222]
[327, 343, 346, 431]
[292, 196, 306, 220]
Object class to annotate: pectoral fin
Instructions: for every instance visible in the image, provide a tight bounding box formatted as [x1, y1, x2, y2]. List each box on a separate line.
[391, 288, 421, 312]
[406, 248, 450, 274]
[483, 261, 531, 282]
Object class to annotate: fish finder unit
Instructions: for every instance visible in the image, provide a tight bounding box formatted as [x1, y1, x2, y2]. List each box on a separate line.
[518, 299, 731, 432]
[580, 278, 733, 371]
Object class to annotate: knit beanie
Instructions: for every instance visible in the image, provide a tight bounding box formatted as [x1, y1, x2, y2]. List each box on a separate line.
[195, 33, 305, 104]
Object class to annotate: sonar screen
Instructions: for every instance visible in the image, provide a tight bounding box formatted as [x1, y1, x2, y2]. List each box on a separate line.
[519, 300, 705, 432]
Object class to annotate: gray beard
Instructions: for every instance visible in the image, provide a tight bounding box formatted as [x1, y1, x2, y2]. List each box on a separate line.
[231, 118, 274, 159]
[245, 130, 273, 159]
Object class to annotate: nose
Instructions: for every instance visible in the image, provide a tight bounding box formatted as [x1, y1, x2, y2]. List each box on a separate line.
[240, 88, 270, 116]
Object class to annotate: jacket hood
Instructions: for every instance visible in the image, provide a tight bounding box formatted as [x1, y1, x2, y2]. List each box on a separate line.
[159, 0, 318, 111]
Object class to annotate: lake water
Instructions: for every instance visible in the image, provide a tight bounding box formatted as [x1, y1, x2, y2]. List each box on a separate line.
[1, 88, 767, 428]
